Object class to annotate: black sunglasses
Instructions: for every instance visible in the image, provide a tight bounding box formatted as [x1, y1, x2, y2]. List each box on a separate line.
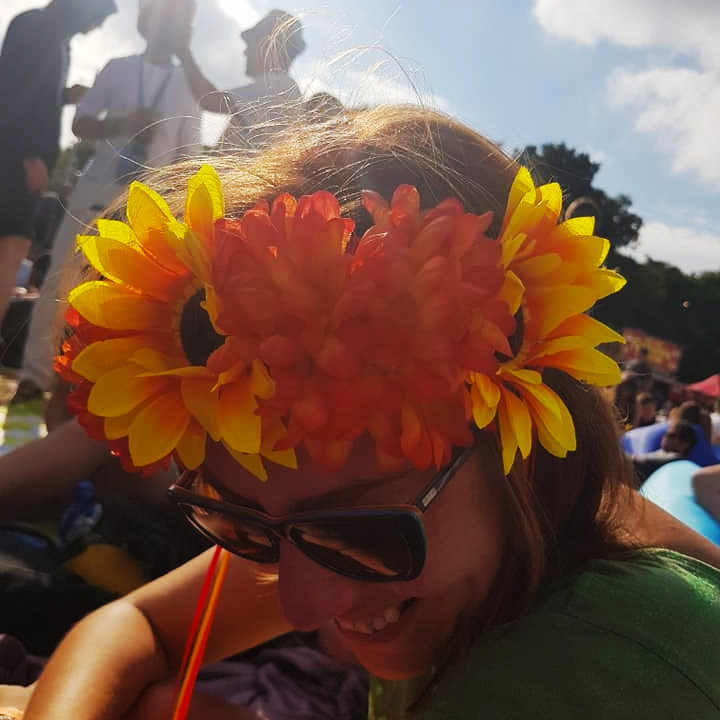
[167, 446, 473, 582]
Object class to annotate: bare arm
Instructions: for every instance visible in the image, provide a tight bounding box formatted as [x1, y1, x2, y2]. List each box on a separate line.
[692, 465, 720, 523]
[176, 49, 233, 114]
[72, 111, 159, 143]
[0, 418, 110, 521]
[24, 549, 290, 720]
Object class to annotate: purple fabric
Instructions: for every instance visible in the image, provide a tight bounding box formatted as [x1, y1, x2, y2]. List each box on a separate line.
[0, 635, 44, 686]
[0, 634, 368, 720]
[197, 646, 368, 720]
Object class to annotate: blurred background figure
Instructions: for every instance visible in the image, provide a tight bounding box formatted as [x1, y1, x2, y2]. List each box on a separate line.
[10, 0, 202, 405]
[633, 391, 657, 428]
[669, 399, 713, 444]
[179, 9, 306, 150]
[612, 373, 639, 430]
[632, 420, 697, 485]
[0, 0, 117, 350]
[710, 397, 720, 446]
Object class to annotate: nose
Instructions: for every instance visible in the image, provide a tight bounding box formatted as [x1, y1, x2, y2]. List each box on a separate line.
[277, 541, 360, 631]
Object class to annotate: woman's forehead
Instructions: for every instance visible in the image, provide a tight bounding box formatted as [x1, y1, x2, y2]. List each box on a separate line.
[204, 437, 421, 511]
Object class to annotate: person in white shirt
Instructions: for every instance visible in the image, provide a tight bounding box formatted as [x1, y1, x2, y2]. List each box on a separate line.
[11, 0, 202, 404]
[178, 9, 305, 150]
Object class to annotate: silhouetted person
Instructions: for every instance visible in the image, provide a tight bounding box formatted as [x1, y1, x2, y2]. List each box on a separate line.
[0, 0, 116, 343]
[179, 9, 306, 148]
[10, 0, 201, 404]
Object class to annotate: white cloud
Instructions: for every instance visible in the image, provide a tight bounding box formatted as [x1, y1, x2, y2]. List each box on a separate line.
[607, 66, 720, 190]
[620, 220, 720, 274]
[532, 0, 720, 70]
[532, 0, 720, 191]
[583, 146, 612, 168]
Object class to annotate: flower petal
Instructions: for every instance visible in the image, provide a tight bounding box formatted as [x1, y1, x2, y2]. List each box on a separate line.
[218, 380, 262, 454]
[223, 443, 268, 482]
[128, 393, 191, 466]
[185, 164, 224, 236]
[126, 181, 175, 242]
[176, 420, 207, 469]
[76, 234, 178, 301]
[181, 376, 221, 441]
[88, 364, 172, 418]
[69, 282, 172, 331]
[73, 337, 151, 382]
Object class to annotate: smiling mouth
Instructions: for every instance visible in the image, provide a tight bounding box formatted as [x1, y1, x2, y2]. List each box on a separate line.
[335, 597, 416, 636]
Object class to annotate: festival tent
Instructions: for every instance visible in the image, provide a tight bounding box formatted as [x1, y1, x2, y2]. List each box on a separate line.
[687, 373, 720, 398]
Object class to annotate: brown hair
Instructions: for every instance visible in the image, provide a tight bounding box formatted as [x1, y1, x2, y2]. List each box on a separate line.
[92, 105, 635, 620]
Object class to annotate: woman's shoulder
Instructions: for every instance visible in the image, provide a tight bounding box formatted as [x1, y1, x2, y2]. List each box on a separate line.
[418, 549, 720, 719]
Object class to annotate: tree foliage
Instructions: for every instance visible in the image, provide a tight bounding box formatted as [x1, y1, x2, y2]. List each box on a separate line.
[519, 143, 642, 251]
[518, 143, 720, 383]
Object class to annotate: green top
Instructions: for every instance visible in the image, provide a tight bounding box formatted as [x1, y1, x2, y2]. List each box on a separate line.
[369, 549, 720, 719]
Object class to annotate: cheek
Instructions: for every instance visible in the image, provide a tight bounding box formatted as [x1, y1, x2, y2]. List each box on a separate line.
[415, 481, 506, 602]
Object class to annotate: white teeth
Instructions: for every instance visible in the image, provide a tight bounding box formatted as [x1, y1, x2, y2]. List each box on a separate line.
[356, 620, 375, 635]
[384, 605, 401, 624]
[373, 616, 388, 631]
[336, 602, 407, 635]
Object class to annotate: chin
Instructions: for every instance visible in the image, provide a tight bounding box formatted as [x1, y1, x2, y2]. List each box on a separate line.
[354, 644, 436, 681]
[334, 595, 456, 680]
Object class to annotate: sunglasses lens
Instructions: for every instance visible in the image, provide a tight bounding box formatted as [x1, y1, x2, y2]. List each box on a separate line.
[289, 513, 423, 581]
[179, 503, 278, 563]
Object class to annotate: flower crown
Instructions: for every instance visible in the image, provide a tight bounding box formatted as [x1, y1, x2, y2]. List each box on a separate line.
[56, 165, 625, 479]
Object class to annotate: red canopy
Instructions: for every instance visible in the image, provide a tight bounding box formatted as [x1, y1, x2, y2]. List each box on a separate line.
[687, 373, 720, 398]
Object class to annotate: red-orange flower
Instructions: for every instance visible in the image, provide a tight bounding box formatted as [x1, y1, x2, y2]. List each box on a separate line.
[206, 184, 515, 472]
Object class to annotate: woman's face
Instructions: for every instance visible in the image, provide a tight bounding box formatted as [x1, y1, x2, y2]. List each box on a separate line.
[203, 437, 507, 679]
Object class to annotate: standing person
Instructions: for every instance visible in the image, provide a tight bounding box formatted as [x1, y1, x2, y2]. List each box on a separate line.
[5, 106, 720, 719]
[0, 0, 117, 342]
[178, 9, 305, 149]
[10, 0, 202, 405]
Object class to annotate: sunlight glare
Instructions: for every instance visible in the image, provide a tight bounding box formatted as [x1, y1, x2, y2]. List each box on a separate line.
[216, 0, 260, 28]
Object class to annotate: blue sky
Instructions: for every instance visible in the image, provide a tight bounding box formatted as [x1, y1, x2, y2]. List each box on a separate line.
[3, 0, 720, 273]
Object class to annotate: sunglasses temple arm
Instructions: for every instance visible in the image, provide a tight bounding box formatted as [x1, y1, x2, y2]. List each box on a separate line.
[416, 446, 473, 512]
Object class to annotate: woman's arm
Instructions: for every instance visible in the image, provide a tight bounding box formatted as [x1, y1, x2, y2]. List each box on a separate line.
[0, 418, 110, 521]
[23, 549, 290, 720]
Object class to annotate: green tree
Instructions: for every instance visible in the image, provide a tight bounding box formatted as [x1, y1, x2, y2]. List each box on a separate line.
[517, 142, 720, 383]
[519, 143, 642, 252]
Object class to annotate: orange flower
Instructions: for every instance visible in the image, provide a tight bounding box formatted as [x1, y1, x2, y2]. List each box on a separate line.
[59, 164, 624, 480]
[203, 183, 515, 472]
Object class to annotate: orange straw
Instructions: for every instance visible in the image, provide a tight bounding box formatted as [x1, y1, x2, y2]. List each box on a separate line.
[171, 545, 230, 720]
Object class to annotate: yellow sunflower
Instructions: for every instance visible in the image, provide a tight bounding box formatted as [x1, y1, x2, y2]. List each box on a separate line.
[64, 165, 294, 474]
[470, 168, 625, 473]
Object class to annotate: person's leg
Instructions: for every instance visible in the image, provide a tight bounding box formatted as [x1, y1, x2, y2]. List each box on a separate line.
[0, 158, 40, 366]
[0, 235, 32, 325]
[14, 214, 79, 394]
[16, 178, 118, 394]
